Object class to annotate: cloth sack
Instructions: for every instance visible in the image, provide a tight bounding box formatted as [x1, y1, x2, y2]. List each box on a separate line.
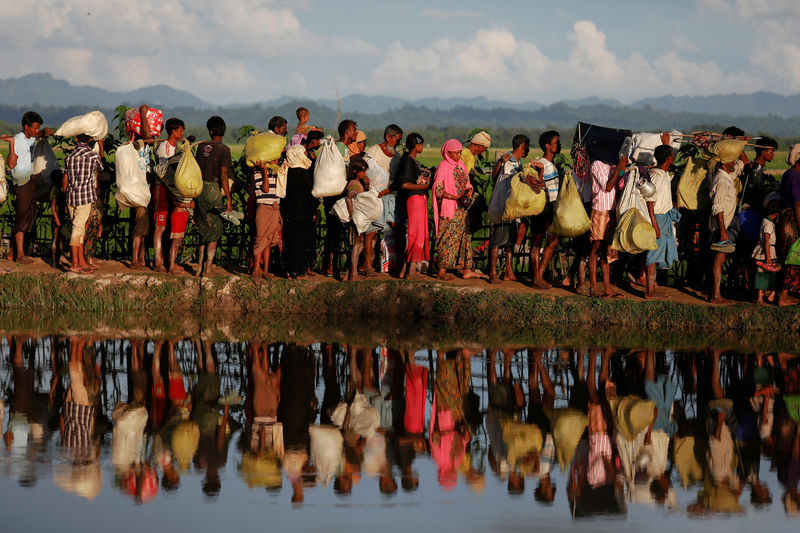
[312, 137, 347, 198]
[114, 142, 151, 208]
[502, 169, 546, 221]
[124, 107, 163, 139]
[609, 396, 656, 441]
[677, 156, 711, 210]
[244, 132, 286, 168]
[352, 190, 384, 234]
[549, 171, 592, 237]
[786, 239, 800, 266]
[545, 407, 588, 471]
[174, 140, 203, 198]
[612, 208, 658, 254]
[33, 139, 63, 200]
[616, 165, 649, 218]
[55, 111, 108, 140]
[0, 162, 6, 203]
[630, 131, 682, 166]
[309, 425, 344, 486]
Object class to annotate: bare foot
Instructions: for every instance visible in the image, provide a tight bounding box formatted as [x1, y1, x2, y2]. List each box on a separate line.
[16, 256, 34, 265]
[590, 287, 606, 298]
[252, 268, 263, 281]
[156, 264, 167, 273]
[503, 271, 517, 281]
[348, 272, 364, 281]
[67, 266, 89, 274]
[532, 279, 552, 290]
[576, 283, 590, 295]
[778, 295, 800, 307]
[438, 272, 456, 282]
[644, 290, 671, 300]
[170, 264, 185, 274]
[462, 270, 484, 279]
[488, 274, 500, 284]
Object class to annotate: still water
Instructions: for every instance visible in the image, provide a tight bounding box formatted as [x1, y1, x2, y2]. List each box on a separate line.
[0, 335, 798, 532]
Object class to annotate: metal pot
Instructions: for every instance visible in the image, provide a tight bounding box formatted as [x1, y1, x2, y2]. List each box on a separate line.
[638, 179, 656, 199]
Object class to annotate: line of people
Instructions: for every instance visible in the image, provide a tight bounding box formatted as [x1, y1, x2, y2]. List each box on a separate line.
[2, 107, 798, 306]
[2, 335, 799, 516]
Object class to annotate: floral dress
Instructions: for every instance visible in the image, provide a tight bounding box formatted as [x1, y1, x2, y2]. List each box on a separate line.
[435, 166, 473, 271]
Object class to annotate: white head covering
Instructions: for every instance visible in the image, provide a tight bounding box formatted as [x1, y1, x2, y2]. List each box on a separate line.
[786, 144, 800, 167]
[468, 131, 491, 148]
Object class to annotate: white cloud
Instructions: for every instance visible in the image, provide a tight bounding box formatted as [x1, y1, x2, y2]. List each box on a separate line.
[359, 20, 758, 103]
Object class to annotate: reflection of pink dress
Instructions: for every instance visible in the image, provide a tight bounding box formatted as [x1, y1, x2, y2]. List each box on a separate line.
[404, 364, 428, 434]
[430, 426, 467, 490]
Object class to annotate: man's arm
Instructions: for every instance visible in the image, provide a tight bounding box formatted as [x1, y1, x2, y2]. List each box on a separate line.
[220, 166, 232, 211]
[6, 135, 17, 168]
[605, 156, 628, 192]
[647, 201, 660, 239]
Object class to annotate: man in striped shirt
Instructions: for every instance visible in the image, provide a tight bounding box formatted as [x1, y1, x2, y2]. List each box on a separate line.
[589, 155, 628, 297]
[63, 134, 103, 273]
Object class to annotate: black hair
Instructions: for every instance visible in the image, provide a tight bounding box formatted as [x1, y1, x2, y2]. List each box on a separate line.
[513, 134, 531, 151]
[268, 115, 287, 132]
[765, 197, 781, 215]
[337, 119, 356, 138]
[75, 133, 92, 143]
[723, 126, 745, 137]
[405, 133, 424, 151]
[22, 111, 43, 128]
[165, 118, 185, 136]
[754, 136, 778, 157]
[538, 130, 559, 151]
[206, 115, 226, 137]
[654, 144, 673, 166]
[304, 130, 324, 145]
[348, 157, 368, 178]
[384, 124, 403, 140]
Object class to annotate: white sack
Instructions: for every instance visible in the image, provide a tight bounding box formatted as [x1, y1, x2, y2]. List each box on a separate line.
[114, 142, 151, 208]
[312, 137, 346, 198]
[55, 111, 108, 140]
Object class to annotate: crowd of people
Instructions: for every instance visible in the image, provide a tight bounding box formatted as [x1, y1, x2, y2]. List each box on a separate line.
[2, 106, 800, 305]
[2, 335, 799, 517]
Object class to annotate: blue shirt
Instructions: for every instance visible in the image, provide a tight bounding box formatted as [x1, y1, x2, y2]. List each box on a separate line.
[11, 132, 36, 186]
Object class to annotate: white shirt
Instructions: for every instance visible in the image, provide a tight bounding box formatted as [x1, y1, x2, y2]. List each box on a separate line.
[648, 168, 673, 215]
[709, 168, 737, 231]
[10, 132, 36, 186]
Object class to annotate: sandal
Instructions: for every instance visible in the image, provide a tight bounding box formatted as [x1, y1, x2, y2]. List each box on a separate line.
[710, 240, 735, 253]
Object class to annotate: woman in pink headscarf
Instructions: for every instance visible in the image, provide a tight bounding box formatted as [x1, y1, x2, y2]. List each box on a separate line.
[433, 139, 483, 280]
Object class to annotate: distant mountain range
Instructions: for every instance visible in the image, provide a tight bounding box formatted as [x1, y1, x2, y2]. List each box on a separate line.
[2, 74, 800, 138]
[0, 73, 210, 109]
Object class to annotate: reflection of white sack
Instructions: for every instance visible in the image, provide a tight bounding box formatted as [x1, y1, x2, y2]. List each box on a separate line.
[111, 403, 148, 468]
[114, 142, 151, 208]
[366, 157, 389, 192]
[617, 166, 650, 218]
[33, 139, 62, 200]
[312, 137, 346, 198]
[352, 190, 383, 234]
[309, 425, 343, 486]
[348, 392, 380, 439]
[55, 111, 108, 140]
[630, 131, 682, 166]
[54, 462, 102, 500]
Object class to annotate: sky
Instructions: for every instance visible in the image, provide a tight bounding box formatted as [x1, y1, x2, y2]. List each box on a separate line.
[1, 0, 798, 106]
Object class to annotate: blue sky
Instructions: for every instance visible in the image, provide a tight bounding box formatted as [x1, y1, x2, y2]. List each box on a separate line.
[0, 0, 797, 105]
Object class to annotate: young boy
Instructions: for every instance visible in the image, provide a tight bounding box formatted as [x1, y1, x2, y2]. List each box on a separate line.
[63, 134, 104, 273]
[194, 116, 233, 277]
[752, 192, 781, 304]
[487, 134, 530, 283]
[154, 117, 185, 273]
[529, 131, 562, 289]
[589, 155, 628, 297]
[295, 107, 312, 135]
[708, 157, 741, 303]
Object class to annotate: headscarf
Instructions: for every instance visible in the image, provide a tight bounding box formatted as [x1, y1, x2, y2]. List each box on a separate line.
[468, 130, 491, 148]
[432, 139, 470, 235]
[289, 133, 306, 147]
[348, 130, 366, 157]
[787, 144, 800, 167]
[277, 143, 312, 189]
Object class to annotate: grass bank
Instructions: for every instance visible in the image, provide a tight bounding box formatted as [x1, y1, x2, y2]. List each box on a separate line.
[0, 272, 799, 352]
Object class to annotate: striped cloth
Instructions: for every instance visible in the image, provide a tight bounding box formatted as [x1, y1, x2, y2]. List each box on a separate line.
[62, 401, 95, 461]
[253, 168, 280, 205]
[591, 160, 621, 212]
[587, 432, 613, 487]
[65, 143, 102, 207]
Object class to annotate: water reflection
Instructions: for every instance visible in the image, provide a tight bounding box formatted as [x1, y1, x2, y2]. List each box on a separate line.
[1, 335, 799, 523]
